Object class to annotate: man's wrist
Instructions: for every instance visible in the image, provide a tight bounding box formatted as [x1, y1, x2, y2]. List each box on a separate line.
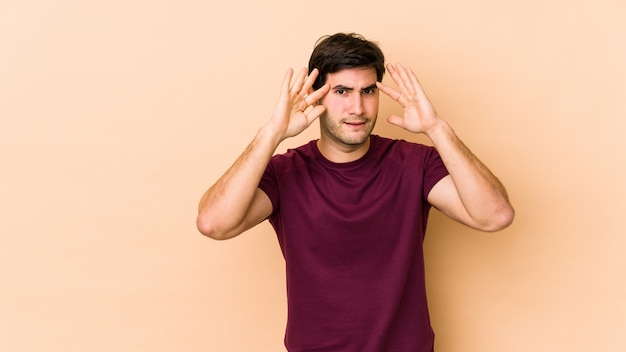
[256, 124, 285, 149]
[424, 118, 453, 143]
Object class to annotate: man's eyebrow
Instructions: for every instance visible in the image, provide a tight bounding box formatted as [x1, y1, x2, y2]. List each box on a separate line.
[330, 84, 378, 91]
[331, 85, 354, 91]
[362, 84, 378, 91]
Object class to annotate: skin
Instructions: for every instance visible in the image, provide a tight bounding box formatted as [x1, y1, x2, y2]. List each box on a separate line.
[316, 67, 380, 163]
[377, 64, 514, 231]
[196, 65, 514, 240]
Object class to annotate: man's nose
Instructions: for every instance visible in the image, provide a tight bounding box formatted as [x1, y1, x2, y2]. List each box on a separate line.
[348, 93, 363, 115]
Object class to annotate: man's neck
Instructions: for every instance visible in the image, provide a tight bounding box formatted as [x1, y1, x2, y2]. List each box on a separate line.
[316, 136, 371, 163]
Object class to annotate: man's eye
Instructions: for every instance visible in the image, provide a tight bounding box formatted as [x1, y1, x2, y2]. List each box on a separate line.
[362, 88, 375, 95]
[335, 89, 346, 95]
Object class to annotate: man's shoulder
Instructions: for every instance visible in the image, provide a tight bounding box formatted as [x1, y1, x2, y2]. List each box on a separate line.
[371, 135, 435, 155]
[269, 139, 317, 166]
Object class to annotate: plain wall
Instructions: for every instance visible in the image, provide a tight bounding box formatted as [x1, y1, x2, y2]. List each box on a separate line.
[1, 0, 624, 351]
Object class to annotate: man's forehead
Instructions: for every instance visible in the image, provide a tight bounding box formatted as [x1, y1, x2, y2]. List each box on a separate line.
[326, 67, 378, 87]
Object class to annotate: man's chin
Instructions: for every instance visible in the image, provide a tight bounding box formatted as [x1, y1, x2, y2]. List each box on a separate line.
[338, 132, 371, 146]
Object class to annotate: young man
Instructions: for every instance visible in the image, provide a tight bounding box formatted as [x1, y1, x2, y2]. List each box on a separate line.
[197, 33, 514, 352]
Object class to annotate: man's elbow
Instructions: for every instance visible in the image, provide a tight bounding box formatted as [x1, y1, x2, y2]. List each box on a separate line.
[481, 204, 515, 232]
[196, 215, 234, 241]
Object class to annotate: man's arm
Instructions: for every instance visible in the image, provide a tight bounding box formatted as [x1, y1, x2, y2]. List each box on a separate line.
[196, 68, 330, 240]
[377, 64, 514, 232]
[196, 131, 278, 240]
[425, 121, 514, 232]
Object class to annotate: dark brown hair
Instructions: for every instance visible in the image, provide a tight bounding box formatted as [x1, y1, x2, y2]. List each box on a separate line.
[308, 33, 385, 90]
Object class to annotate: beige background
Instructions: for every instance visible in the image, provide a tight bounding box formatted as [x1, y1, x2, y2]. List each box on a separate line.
[1, 0, 624, 351]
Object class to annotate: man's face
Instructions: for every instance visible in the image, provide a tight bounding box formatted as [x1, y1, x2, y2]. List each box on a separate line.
[318, 67, 380, 149]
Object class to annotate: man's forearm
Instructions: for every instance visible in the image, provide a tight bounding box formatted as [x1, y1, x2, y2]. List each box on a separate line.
[196, 126, 281, 238]
[426, 120, 514, 229]
[195, 68, 329, 239]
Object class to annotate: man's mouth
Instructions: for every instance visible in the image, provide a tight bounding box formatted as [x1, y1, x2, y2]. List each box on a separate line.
[344, 120, 367, 126]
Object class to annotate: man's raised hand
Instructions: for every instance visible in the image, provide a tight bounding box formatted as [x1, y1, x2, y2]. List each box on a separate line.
[269, 68, 329, 141]
[376, 64, 442, 136]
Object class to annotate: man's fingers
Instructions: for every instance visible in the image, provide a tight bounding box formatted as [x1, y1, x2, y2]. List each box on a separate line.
[386, 64, 405, 91]
[398, 64, 427, 100]
[386, 114, 404, 127]
[301, 68, 319, 96]
[304, 105, 327, 123]
[406, 66, 422, 92]
[306, 83, 330, 104]
[376, 81, 402, 102]
[289, 67, 308, 94]
[387, 63, 414, 96]
[385, 63, 430, 105]
[281, 68, 294, 95]
[399, 65, 418, 96]
[375, 81, 393, 96]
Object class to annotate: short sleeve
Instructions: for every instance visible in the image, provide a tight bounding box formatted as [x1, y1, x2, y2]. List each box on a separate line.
[258, 158, 280, 216]
[422, 147, 449, 199]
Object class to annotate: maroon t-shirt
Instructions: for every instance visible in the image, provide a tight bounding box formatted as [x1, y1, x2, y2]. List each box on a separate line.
[259, 135, 449, 352]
